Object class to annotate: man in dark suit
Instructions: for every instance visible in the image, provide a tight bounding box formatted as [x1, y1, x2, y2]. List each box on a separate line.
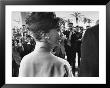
[79, 24, 99, 77]
[63, 23, 71, 63]
[70, 26, 82, 75]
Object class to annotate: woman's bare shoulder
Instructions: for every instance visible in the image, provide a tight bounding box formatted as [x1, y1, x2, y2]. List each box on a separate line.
[52, 54, 70, 66]
[20, 53, 33, 66]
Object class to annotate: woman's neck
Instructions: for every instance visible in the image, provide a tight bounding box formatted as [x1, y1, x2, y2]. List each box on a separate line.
[34, 41, 51, 54]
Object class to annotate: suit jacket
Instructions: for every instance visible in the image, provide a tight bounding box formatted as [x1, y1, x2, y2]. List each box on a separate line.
[79, 24, 99, 77]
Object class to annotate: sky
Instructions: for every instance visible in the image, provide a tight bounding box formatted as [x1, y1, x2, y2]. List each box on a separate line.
[55, 11, 99, 28]
[11, 11, 99, 29]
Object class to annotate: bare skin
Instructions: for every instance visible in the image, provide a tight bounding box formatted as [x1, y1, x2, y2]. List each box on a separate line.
[19, 29, 73, 77]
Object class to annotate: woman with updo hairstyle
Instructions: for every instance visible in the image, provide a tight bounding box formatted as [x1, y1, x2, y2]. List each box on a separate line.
[19, 12, 73, 77]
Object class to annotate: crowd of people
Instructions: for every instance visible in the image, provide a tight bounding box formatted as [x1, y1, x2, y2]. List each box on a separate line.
[12, 25, 36, 77]
[12, 12, 99, 77]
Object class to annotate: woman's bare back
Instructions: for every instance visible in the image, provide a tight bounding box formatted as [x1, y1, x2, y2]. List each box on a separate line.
[19, 51, 73, 77]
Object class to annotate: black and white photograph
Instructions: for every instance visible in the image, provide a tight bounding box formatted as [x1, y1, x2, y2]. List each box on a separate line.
[11, 11, 99, 77]
[5, 6, 106, 84]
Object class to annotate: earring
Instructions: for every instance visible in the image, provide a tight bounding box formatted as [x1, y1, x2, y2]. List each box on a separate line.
[45, 36, 49, 39]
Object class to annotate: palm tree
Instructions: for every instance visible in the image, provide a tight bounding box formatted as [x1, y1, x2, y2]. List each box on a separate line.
[83, 17, 94, 27]
[67, 19, 71, 23]
[70, 12, 84, 25]
[87, 18, 93, 26]
[83, 17, 88, 24]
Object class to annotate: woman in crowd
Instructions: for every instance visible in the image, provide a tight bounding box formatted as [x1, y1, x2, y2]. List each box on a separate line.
[19, 12, 73, 77]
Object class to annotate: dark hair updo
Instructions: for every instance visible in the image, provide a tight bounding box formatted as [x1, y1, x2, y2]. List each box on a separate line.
[25, 12, 60, 40]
